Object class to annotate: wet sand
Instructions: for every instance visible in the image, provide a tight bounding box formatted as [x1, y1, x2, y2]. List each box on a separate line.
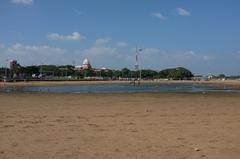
[1, 79, 240, 88]
[0, 92, 240, 159]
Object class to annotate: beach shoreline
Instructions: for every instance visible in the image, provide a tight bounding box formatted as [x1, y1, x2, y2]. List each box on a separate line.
[1, 79, 240, 88]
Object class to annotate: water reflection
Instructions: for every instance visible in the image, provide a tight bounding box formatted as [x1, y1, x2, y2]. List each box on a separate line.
[1, 83, 240, 93]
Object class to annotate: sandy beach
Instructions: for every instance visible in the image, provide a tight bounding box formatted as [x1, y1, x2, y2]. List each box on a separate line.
[0, 92, 240, 159]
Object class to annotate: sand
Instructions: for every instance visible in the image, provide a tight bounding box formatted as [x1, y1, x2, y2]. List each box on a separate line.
[0, 92, 240, 159]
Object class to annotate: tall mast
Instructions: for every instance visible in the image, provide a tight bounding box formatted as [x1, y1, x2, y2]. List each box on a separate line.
[135, 46, 139, 71]
[135, 46, 141, 81]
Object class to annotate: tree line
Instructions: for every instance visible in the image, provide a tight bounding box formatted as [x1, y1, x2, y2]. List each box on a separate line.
[0, 64, 194, 80]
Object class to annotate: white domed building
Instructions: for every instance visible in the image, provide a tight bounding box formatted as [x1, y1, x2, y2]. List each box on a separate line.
[82, 58, 91, 69]
[75, 58, 92, 70]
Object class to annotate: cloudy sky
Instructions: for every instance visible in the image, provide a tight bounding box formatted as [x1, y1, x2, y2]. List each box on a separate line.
[0, 0, 240, 75]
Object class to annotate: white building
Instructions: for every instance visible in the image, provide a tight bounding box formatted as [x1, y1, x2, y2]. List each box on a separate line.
[75, 58, 92, 70]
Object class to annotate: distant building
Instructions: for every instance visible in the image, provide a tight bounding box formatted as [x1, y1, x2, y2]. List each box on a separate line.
[10, 60, 17, 70]
[208, 74, 217, 80]
[74, 58, 110, 79]
[192, 75, 203, 81]
[75, 58, 92, 70]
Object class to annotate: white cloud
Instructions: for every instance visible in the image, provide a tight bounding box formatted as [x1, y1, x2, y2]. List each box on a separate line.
[177, 8, 191, 16]
[94, 38, 111, 46]
[0, 40, 217, 73]
[142, 48, 161, 54]
[0, 43, 69, 66]
[126, 49, 215, 70]
[47, 32, 85, 41]
[82, 48, 234, 74]
[171, 51, 215, 61]
[117, 42, 128, 47]
[203, 55, 215, 61]
[8, 43, 65, 55]
[173, 50, 197, 60]
[77, 38, 127, 68]
[83, 39, 118, 57]
[151, 12, 167, 20]
[11, 0, 33, 5]
[82, 46, 118, 58]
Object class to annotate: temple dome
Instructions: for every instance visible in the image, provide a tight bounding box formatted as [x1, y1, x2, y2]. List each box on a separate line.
[83, 58, 90, 65]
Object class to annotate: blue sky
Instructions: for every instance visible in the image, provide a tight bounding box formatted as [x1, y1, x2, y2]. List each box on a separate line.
[0, 0, 240, 75]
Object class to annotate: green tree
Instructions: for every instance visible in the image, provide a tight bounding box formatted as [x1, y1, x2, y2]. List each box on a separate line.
[83, 69, 94, 77]
[219, 74, 225, 79]
[105, 70, 113, 78]
[121, 68, 131, 78]
[159, 67, 193, 80]
[141, 69, 158, 79]
[113, 70, 122, 78]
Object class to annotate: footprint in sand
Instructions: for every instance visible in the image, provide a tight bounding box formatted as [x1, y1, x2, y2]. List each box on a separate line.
[2, 124, 15, 128]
